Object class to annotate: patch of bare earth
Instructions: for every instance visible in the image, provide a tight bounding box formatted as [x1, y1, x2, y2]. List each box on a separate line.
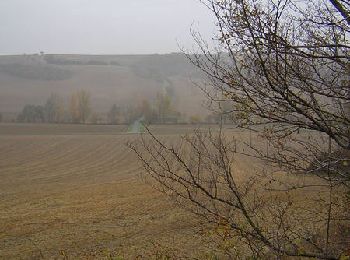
[0, 124, 208, 259]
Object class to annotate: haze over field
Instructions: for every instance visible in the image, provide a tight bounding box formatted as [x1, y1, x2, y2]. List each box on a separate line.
[0, 54, 206, 119]
[0, 1, 217, 122]
[1, 0, 348, 259]
[0, 2, 217, 256]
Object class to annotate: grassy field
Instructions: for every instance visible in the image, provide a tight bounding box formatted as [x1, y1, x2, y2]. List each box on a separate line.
[0, 123, 212, 259]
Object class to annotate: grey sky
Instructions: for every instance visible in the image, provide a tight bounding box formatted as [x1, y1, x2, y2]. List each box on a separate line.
[0, 0, 216, 55]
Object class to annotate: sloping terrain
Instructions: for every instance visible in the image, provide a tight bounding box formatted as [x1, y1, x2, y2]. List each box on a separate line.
[0, 54, 206, 117]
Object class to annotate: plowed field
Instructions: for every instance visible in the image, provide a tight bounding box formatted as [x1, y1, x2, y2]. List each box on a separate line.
[0, 124, 207, 259]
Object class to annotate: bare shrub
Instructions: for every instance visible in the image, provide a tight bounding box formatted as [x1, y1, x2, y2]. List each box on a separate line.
[129, 0, 349, 258]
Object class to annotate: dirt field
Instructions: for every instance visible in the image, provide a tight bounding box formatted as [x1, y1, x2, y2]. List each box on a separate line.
[0, 123, 212, 259]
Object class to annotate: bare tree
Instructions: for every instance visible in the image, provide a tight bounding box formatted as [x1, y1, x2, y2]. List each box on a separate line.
[108, 104, 120, 124]
[44, 93, 64, 123]
[156, 91, 172, 124]
[70, 90, 91, 123]
[187, 0, 350, 185]
[129, 0, 349, 259]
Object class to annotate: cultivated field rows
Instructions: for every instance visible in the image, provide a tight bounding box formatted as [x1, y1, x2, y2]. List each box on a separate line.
[0, 124, 209, 259]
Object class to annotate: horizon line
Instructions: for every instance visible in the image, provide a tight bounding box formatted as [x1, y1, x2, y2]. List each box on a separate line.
[0, 52, 186, 57]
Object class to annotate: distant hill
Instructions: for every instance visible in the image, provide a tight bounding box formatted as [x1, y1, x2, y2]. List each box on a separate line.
[0, 53, 207, 118]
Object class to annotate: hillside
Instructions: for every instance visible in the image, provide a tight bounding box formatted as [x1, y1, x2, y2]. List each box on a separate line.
[0, 53, 206, 119]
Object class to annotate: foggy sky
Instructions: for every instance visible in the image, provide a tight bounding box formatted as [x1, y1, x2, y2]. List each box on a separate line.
[0, 0, 216, 55]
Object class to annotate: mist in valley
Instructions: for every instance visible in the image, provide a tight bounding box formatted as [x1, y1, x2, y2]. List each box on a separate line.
[0, 0, 349, 259]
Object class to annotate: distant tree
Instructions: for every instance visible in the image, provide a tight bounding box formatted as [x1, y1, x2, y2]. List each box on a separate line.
[70, 93, 80, 123]
[90, 112, 102, 124]
[122, 100, 158, 125]
[70, 90, 91, 123]
[156, 91, 172, 124]
[122, 104, 137, 125]
[139, 99, 157, 124]
[17, 105, 45, 123]
[44, 93, 64, 123]
[107, 104, 120, 124]
[78, 90, 91, 123]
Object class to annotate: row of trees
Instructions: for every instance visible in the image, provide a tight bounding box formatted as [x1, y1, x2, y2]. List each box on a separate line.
[107, 92, 180, 125]
[16, 90, 185, 125]
[14, 88, 235, 125]
[17, 90, 91, 124]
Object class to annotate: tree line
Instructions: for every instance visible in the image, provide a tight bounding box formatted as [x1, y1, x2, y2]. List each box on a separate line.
[17, 90, 91, 124]
[14, 89, 212, 125]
